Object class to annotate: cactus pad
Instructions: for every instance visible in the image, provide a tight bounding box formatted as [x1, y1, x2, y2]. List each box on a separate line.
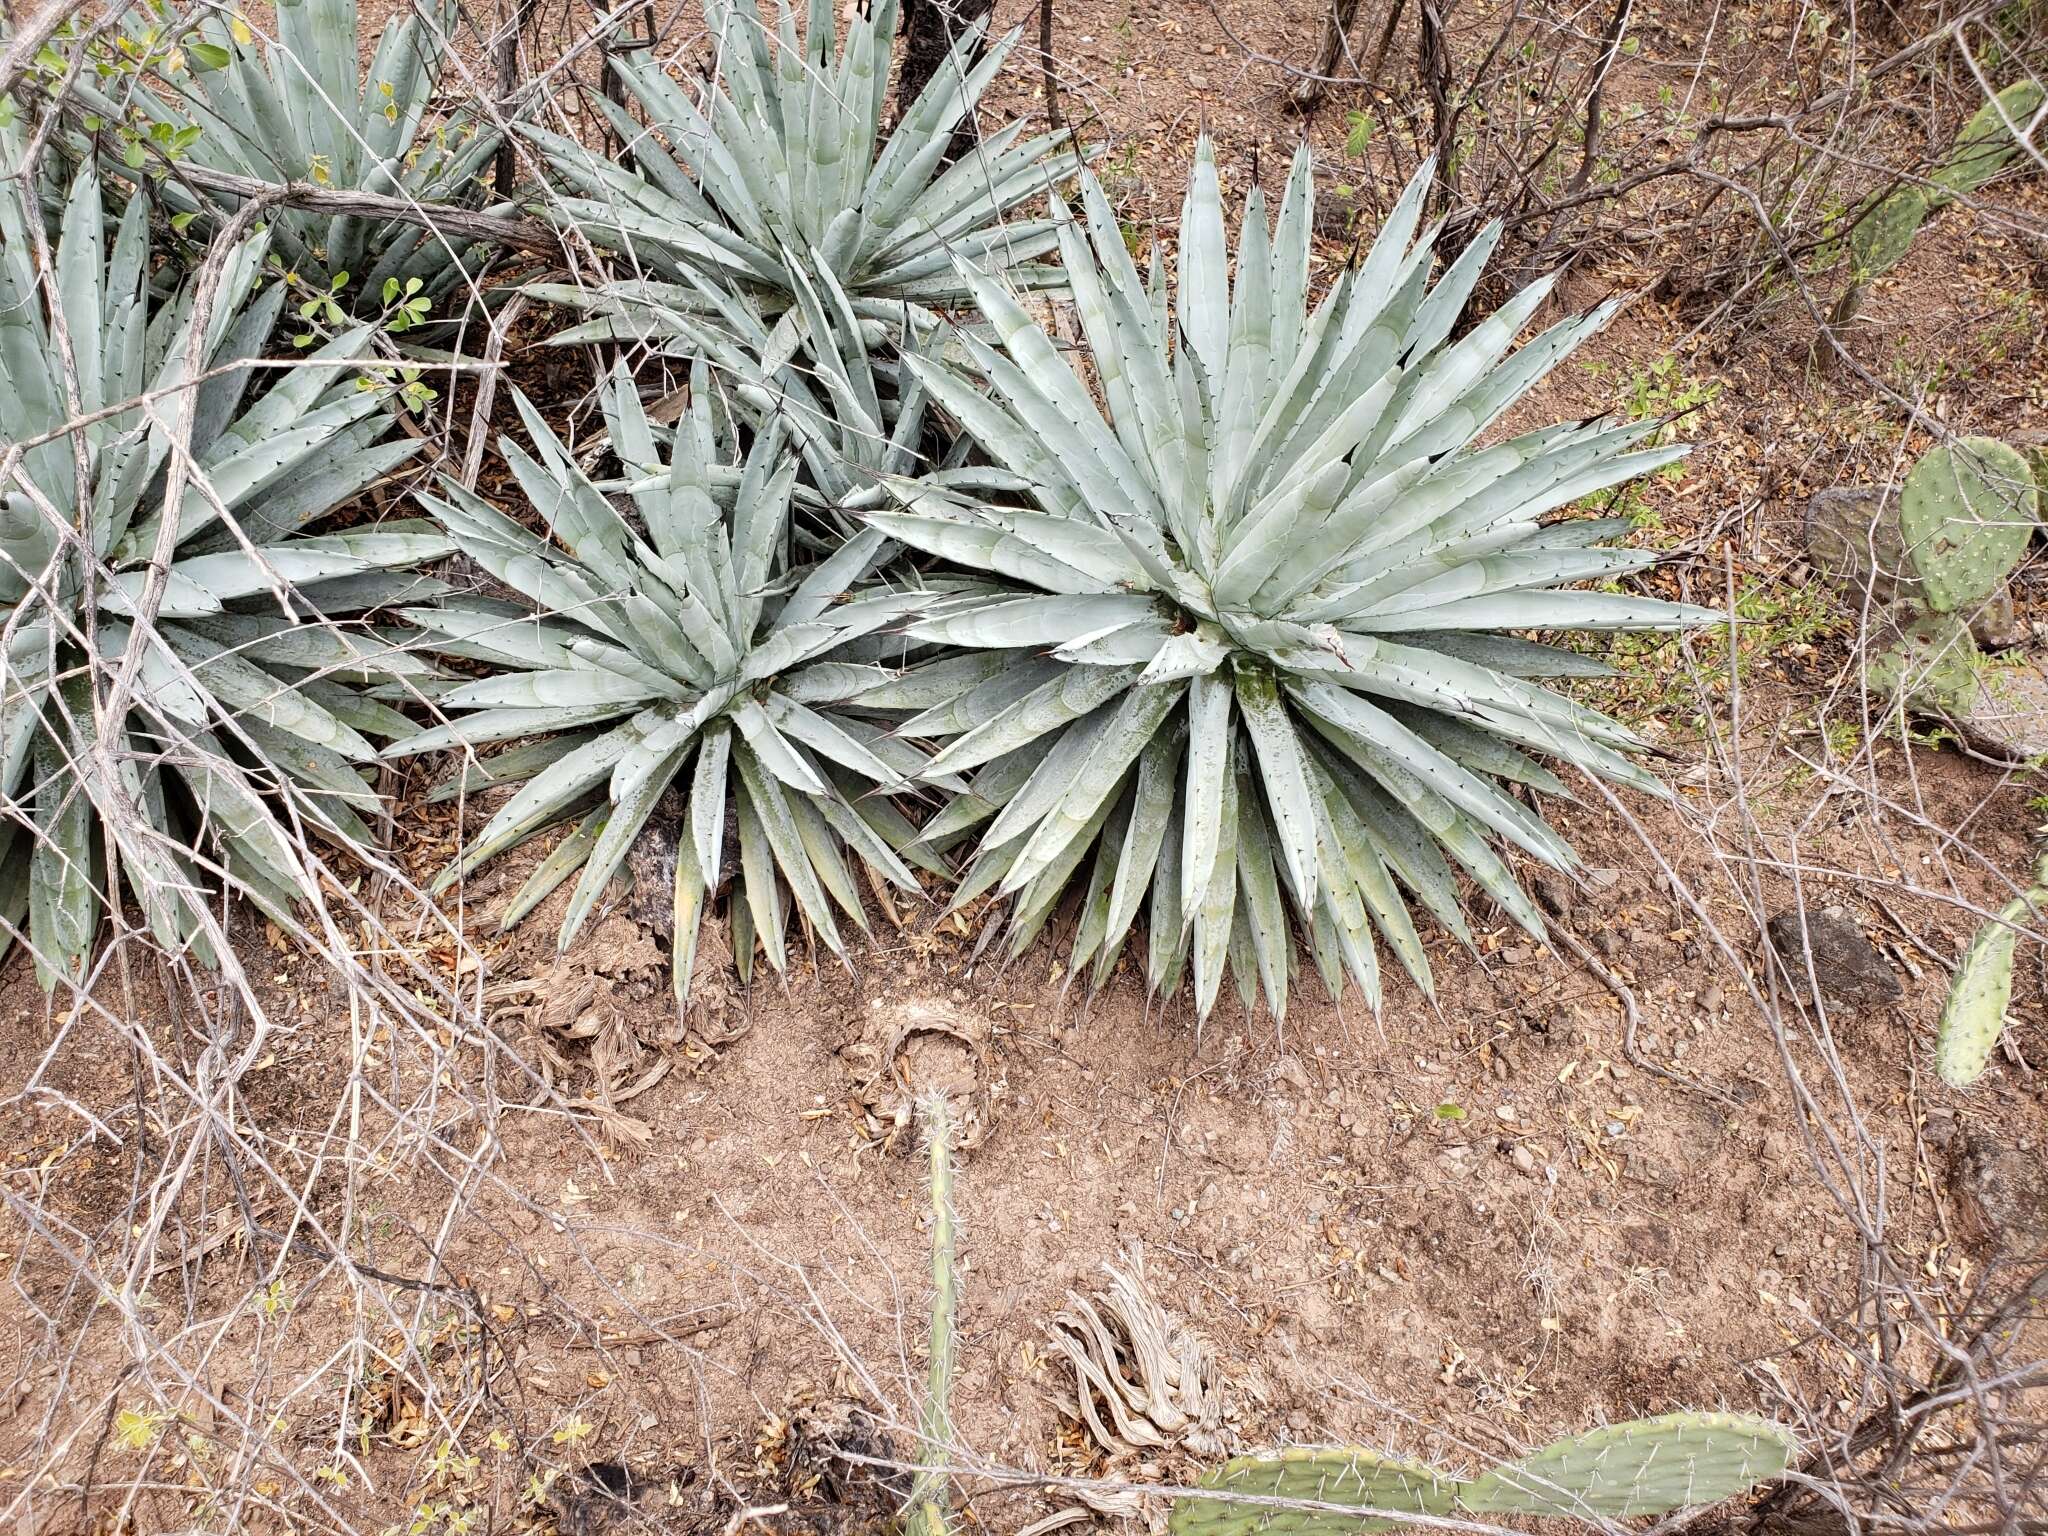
[1866, 603, 1979, 713]
[1850, 187, 1928, 279]
[1900, 437, 2037, 614]
[1936, 894, 2027, 1088]
[1936, 853, 2048, 1088]
[1458, 1412, 1796, 1519]
[1171, 1448, 1457, 1536]
[1930, 82, 2046, 206]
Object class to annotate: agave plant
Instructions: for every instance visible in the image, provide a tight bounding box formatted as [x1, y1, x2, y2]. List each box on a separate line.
[0, 166, 449, 985]
[523, 0, 1086, 358]
[866, 141, 1715, 1021]
[84, 0, 501, 320]
[398, 365, 938, 1003]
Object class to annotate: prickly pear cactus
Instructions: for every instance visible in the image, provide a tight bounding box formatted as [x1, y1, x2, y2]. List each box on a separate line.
[1867, 602, 1980, 713]
[1935, 852, 2048, 1088]
[1458, 1412, 1796, 1519]
[1930, 81, 2046, 206]
[1850, 186, 1929, 279]
[1900, 437, 2038, 614]
[1171, 1448, 1457, 1536]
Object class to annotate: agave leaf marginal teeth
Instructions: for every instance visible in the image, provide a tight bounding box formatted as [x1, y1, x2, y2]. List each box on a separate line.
[1, 158, 445, 986]
[406, 363, 927, 992]
[876, 135, 1711, 1022]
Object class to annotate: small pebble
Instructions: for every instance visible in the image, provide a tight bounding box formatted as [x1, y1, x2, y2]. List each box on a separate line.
[1510, 1145, 1537, 1174]
[1699, 984, 1724, 1013]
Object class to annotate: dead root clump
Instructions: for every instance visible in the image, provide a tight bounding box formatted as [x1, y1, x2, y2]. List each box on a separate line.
[1036, 1246, 1233, 1530]
[841, 1000, 996, 1152]
[485, 910, 749, 1143]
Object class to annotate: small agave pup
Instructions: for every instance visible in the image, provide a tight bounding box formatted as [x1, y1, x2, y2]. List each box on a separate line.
[399, 367, 938, 1002]
[0, 167, 448, 985]
[868, 141, 1717, 1021]
[524, 0, 1086, 355]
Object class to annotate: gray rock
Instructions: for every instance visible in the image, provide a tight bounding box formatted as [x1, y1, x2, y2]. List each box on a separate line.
[1971, 587, 2029, 651]
[1807, 485, 1920, 610]
[1958, 1130, 2048, 1255]
[1951, 655, 2048, 764]
[1532, 872, 1573, 919]
[1766, 906, 1902, 1009]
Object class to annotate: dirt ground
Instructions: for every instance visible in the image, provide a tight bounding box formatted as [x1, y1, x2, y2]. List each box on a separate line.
[3, 0, 2047, 1532]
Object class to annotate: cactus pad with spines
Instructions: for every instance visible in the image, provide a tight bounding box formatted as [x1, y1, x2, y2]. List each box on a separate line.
[1866, 603, 1979, 712]
[1457, 1412, 1796, 1519]
[1170, 1448, 1457, 1536]
[1935, 852, 2048, 1088]
[1900, 437, 2038, 614]
[1850, 186, 1929, 279]
[1930, 82, 2046, 206]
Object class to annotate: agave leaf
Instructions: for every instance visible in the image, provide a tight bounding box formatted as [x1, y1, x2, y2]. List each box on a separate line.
[500, 805, 609, 932]
[560, 739, 690, 950]
[1233, 670, 1321, 907]
[28, 719, 97, 988]
[1180, 674, 1234, 921]
[1002, 680, 1184, 893]
[1235, 775, 1289, 1016]
[925, 664, 1139, 777]
[765, 693, 904, 786]
[981, 704, 1119, 850]
[735, 738, 842, 959]
[907, 592, 1159, 649]
[1190, 758, 1240, 1020]
[434, 715, 658, 889]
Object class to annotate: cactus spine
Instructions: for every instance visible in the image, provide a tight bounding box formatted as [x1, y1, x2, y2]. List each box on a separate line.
[907, 1094, 960, 1536]
[1869, 439, 2040, 714]
[1458, 1412, 1798, 1519]
[1169, 1413, 1794, 1535]
[1172, 1448, 1456, 1536]
[1936, 851, 2048, 1088]
[1849, 185, 1930, 283]
[1900, 438, 2037, 614]
[1837, 79, 2041, 316]
[1929, 82, 2047, 206]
